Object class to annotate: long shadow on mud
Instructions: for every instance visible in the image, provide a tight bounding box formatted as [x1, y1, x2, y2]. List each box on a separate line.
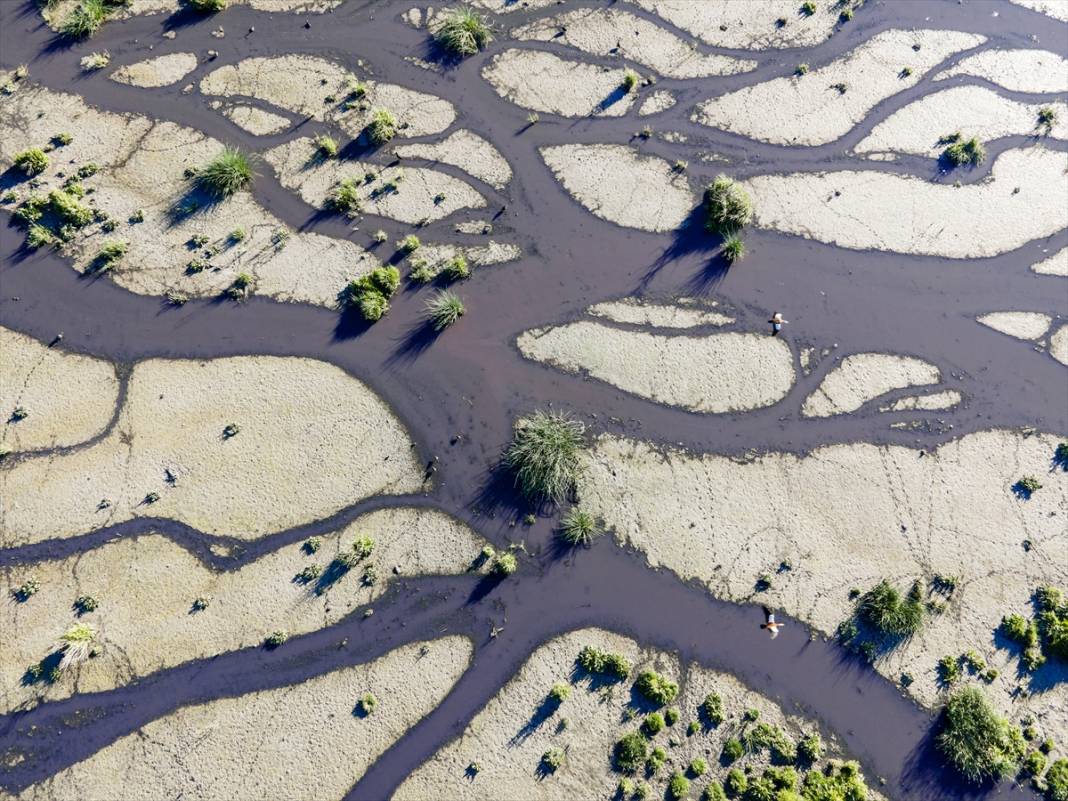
[385, 318, 440, 366]
[636, 204, 728, 295]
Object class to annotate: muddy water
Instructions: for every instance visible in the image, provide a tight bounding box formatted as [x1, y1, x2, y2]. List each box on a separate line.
[0, 0, 1064, 798]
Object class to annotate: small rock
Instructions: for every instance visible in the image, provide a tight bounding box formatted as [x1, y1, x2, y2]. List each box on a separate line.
[163, 30, 176, 39]
[211, 27, 224, 38]
[363, 608, 374, 618]
[207, 50, 218, 59]
[248, 25, 255, 32]
[181, 84, 194, 94]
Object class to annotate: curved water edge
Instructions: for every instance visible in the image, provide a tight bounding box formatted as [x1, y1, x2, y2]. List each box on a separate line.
[0, 0, 1065, 799]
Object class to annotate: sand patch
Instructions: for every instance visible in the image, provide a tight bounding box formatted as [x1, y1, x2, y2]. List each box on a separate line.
[482, 50, 638, 118]
[880, 390, 962, 412]
[394, 129, 512, 189]
[0, 508, 486, 712]
[1008, 0, 1068, 23]
[406, 241, 522, 281]
[0, 356, 422, 547]
[264, 137, 486, 224]
[855, 87, 1068, 157]
[624, 0, 841, 50]
[220, 103, 292, 135]
[0, 327, 119, 455]
[0, 84, 378, 307]
[518, 321, 794, 414]
[638, 90, 676, 116]
[40, 0, 342, 31]
[1051, 324, 1068, 366]
[933, 48, 1068, 94]
[110, 53, 198, 89]
[510, 9, 756, 79]
[1032, 246, 1068, 277]
[744, 147, 1068, 258]
[588, 298, 733, 329]
[540, 144, 695, 232]
[580, 430, 1068, 728]
[695, 29, 985, 145]
[200, 55, 455, 139]
[396, 627, 878, 801]
[470, 0, 561, 12]
[801, 353, 940, 417]
[14, 638, 471, 801]
[977, 311, 1053, 340]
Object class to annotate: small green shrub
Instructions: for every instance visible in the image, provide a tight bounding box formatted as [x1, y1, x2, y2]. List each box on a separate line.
[858, 579, 925, 637]
[434, 6, 492, 56]
[195, 147, 254, 197]
[541, 747, 565, 773]
[745, 722, 797, 764]
[424, 289, 465, 330]
[642, 712, 665, 736]
[226, 272, 254, 300]
[700, 692, 724, 725]
[13, 576, 41, 602]
[614, 731, 648, 772]
[937, 686, 1024, 783]
[398, 234, 421, 253]
[367, 108, 398, 145]
[444, 254, 470, 280]
[357, 692, 377, 715]
[667, 772, 689, 800]
[664, 707, 679, 726]
[1024, 751, 1048, 776]
[635, 670, 678, 706]
[549, 682, 570, 703]
[942, 137, 985, 167]
[622, 69, 640, 92]
[295, 564, 321, 583]
[504, 410, 585, 503]
[187, 0, 227, 10]
[1037, 107, 1057, 132]
[314, 134, 339, 158]
[722, 737, 744, 763]
[57, 622, 96, 670]
[701, 782, 727, 801]
[372, 229, 388, 243]
[491, 551, 518, 576]
[725, 768, 747, 798]
[1048, 759, 1068, 801]
[689, 758, 707, 777]
[744, 708, 760, 722]
[577, 645, 631, 679]
[52, 133, 73, 147]
[14, 148, 49, 176]
[329, 178, 363, 215]
[81, 51, 111, 70]
[1015, 475, 1042, 496]
[92, 240, 128, 271]
[26, 224, 55, 249]
[265, 630, 289, 647]
[798, 732, 823, 763]
[340, 266, 401, 321]
[795, 63, 810, 75]
[646, 746, 667, 775]
[74, 595, 98, 614]
[938, 654, 961, 684]
[721, 233, 746, 263]
[704, 175, 753, 235]
[192, 596, 211, 611]
[559, 507, 599, 545]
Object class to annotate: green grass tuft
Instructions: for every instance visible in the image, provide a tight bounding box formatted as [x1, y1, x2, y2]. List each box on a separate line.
[558, 507, 600, 546]
[195, 147, 254, 197]
[704, 174, 753, 235]
[367, 108, 397, 145]
[424, 289, 465, 330]
[858, 579, 925, 637]
[937, 686, 1024, 783]
[434, 6, 492, 56]
[504, 409, 585, 503]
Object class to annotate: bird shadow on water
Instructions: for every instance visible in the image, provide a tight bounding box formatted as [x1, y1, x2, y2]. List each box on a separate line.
[635, 204, 730, 296]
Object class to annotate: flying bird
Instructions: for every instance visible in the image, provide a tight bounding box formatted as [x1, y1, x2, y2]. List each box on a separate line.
[760, 606, 784, 639]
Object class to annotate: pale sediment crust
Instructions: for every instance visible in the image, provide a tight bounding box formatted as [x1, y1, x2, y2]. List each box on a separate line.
[624, 0, 842, 50]
[1008, 0, 1068, 23]
[264, 137, 487, 224]
[470, 0, 561, 13]
[638, 90, 677, 116]
[482, 50, 639, 118]
[220, 103, 292, 135]
[0, 508, 487, 713]
[977, 311, 1053, 340]
[855, 87, 1068, 157]
[14, 638, 472, 801]
[1051, 324, 1068, 366]
[579, 429, 1068, 731]
[110, 53, 199, 88]
[880, 389, 963, 412]
[510, 9, 756, 79]
[801, 353, 940, 417]
[517, 321, 794, 413]
[540, 144, 695, 232]
[41, 0, 342, 31]
[200, 55, 456, 139]
[395, 627, 877, 801]
[588, 298, 733, 329]
[407, 241, 522, 280]
[694, 29, 986, 146]
[744, 147, 1068, 258]
[0, 356, 423, 547]
[1031, 246, 1068, 277]
[933, 48, 1068, 94]
[0, 84, 378, 307]
[394, 129, 512, 189]
[0, 327, 119, 454]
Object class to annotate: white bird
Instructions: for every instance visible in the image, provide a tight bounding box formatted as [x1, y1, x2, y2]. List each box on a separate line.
[760, 606, 784, 639]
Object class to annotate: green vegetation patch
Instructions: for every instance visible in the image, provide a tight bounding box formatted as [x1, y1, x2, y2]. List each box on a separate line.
[339, 266, 400, 322]
[937, 686, 1024, 783]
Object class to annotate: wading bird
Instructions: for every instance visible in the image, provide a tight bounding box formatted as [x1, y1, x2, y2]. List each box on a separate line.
[761, 606, 784, 639]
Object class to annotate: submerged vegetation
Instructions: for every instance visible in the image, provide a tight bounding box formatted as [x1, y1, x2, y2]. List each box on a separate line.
[504, 409, 585, 503]
[434, 6, 492, 57]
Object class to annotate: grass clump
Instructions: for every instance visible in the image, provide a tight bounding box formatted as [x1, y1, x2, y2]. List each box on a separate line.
[398, 234, 421, 254]
[264, 630, 289, 648]
[61, 0, 112, 39]
[722, 737, 744, 763]
[689, 758, 707, 777]
[504, 410, 585, 504]
[357, 692, 377, 715]
[704, 175, 753, 235]
[801, 1, 817, 15]
[57, 622, 96, 671]
[795, 63, 810, 76]
[186, 0, 227, 12]
[622, 69, 640, 92]
[745, 722, 797, 764]
[1048, 759, 1068, 801]
[701, 782, 727, 801]
[667, 773, 689, 800]
[13, 576, 41, 602]
[548, 682, 570, 703]
[635, 669, 678, 707]
[328, 178, 363, 216]
[701, 692, 724, 726]
[367, 108, 398, 145]
[434, 6, 492, 56]
[541, 746, 565, 773]
[81, 51, 111, 70]
[14, 148, 49, 176]
[942, 136, 985, 167]
[315, 134, 339, 158]
[614, 731, 647, 773]
[937, 686, 1024, 783]
[577, 645, 631, 679]
[642, 712, 665, 736]
[424, 289, 465, 330]
[857, 578, 925, 637]
[721, 233, 746, 263]
[92, 240, 128, 271]
[444, 254, 470, 280]
[725, 768, 747, 797]
[340, 266, 400, 322]
[1015, 475, 1042, 497]
[195, 147, 254, 197]
[1038, 107, 1057, 132]
[558, 507, 599, 546]
[798, 732, 823, 763]
[491, 551, 518, 576]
